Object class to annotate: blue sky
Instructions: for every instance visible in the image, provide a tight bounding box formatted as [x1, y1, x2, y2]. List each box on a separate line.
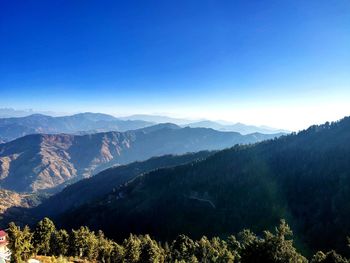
[0, 0, 350, 130]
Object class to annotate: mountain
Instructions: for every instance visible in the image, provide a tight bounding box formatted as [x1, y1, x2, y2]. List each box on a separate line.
[0, 189, 45, 214]
[186, 120, 290, 134]
[121, 114, 191, 125]
[0, 125, 281, 193]
[0, 108, 61, 118]
[0, 112, 289, 142]
[0, 113, 153, 142]
[37, 117, 350, 254]
[3, 151, 213, 222]
[122, 115, 289, 134]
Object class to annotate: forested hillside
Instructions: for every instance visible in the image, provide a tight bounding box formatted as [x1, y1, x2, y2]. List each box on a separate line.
[3, 151, 212, 223]
[46, 117, 350, 255]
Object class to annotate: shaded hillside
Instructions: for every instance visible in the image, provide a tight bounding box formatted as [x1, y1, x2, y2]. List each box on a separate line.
[3, 151, 213, 225]
[0, 112, 153, 142]
[53, 117, 350, 254]
[0, 124, 280, 192]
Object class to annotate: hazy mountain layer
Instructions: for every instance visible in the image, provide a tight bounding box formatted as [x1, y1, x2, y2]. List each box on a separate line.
[0, 112, 153, 142]
[186, 120, 289, 134]
[121, 114, 289, 134]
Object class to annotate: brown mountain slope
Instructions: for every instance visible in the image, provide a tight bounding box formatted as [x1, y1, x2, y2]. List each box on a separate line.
[0, 189, 43, 214]
[0, 132, 133, 192]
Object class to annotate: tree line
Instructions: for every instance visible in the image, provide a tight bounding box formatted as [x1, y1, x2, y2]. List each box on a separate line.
[5, 218, 350, 263]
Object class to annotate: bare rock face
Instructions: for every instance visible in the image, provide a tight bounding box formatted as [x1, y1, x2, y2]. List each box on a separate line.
[0, 189, 41, 213]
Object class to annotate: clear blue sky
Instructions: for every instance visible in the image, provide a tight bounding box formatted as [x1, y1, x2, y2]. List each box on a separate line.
[1, 0, 350, 130]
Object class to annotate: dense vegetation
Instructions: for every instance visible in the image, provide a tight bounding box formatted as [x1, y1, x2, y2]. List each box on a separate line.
[7, 218, 350, 263]
[52, 117, 350, 256]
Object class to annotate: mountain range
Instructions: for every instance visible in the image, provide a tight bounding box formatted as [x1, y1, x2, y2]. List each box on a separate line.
[8, 116, 350, 255]
[185, 120, 289, 134]
[0, 123, 282, 193]
[0, 112, 153, 142]
[120, 114, 192, 125]
[0, 108, 62, 118]
[0, 111, 289, 142]
[121, 114, 290, 134]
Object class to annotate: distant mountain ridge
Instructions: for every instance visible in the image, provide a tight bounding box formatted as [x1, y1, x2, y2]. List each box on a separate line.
[120, 114, 192, 125]
[0, 124, 282, 193]
[0, 111, 289, 142]
[185, 120, 289, 134]
[121, 114, 290, 134]
[0, 112, 153, 142]
[0, 108, 61, 118]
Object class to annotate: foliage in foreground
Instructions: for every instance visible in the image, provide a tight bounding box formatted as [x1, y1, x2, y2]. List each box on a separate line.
[6, 218, 350, 263]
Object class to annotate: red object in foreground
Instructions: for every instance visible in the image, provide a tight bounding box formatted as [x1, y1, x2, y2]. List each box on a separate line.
[0, 230, 7, 244]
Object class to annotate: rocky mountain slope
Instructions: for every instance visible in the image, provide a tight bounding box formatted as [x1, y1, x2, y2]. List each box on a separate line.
[0, 189, 45, 214]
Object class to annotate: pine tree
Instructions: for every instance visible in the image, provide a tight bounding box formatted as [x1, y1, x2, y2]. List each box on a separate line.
[97, 230, 114, 263]
[70, 226, 98, 260]
[311, 251, 348, 263]
[110, 242, 125, 263]
[239, 219, 307, 263]
[139, 234, 165, 263]
[7, 222, 33, 263]
[33, 217, 56, 255]
[123, 234, 141, 263]
[171, 234, 197, 262]
[50, 229, 69, 256]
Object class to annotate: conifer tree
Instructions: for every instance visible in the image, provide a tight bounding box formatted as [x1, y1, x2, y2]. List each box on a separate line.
[50, 229, 69, 256]
[171, 234, 197, 262]
[239, 220, 307, 263]
[97, 230, 114, 263]
[70, 226, 98, 260]
[123, 234, 141, 263]
[7, 222, 33, 263]
[33, 217, 56, 255]
[139, 234, 165, 263]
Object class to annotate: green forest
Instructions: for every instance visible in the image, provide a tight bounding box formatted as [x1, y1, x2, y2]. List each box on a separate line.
[6, 217, 350, 263]
[51, 118, 350, 257]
